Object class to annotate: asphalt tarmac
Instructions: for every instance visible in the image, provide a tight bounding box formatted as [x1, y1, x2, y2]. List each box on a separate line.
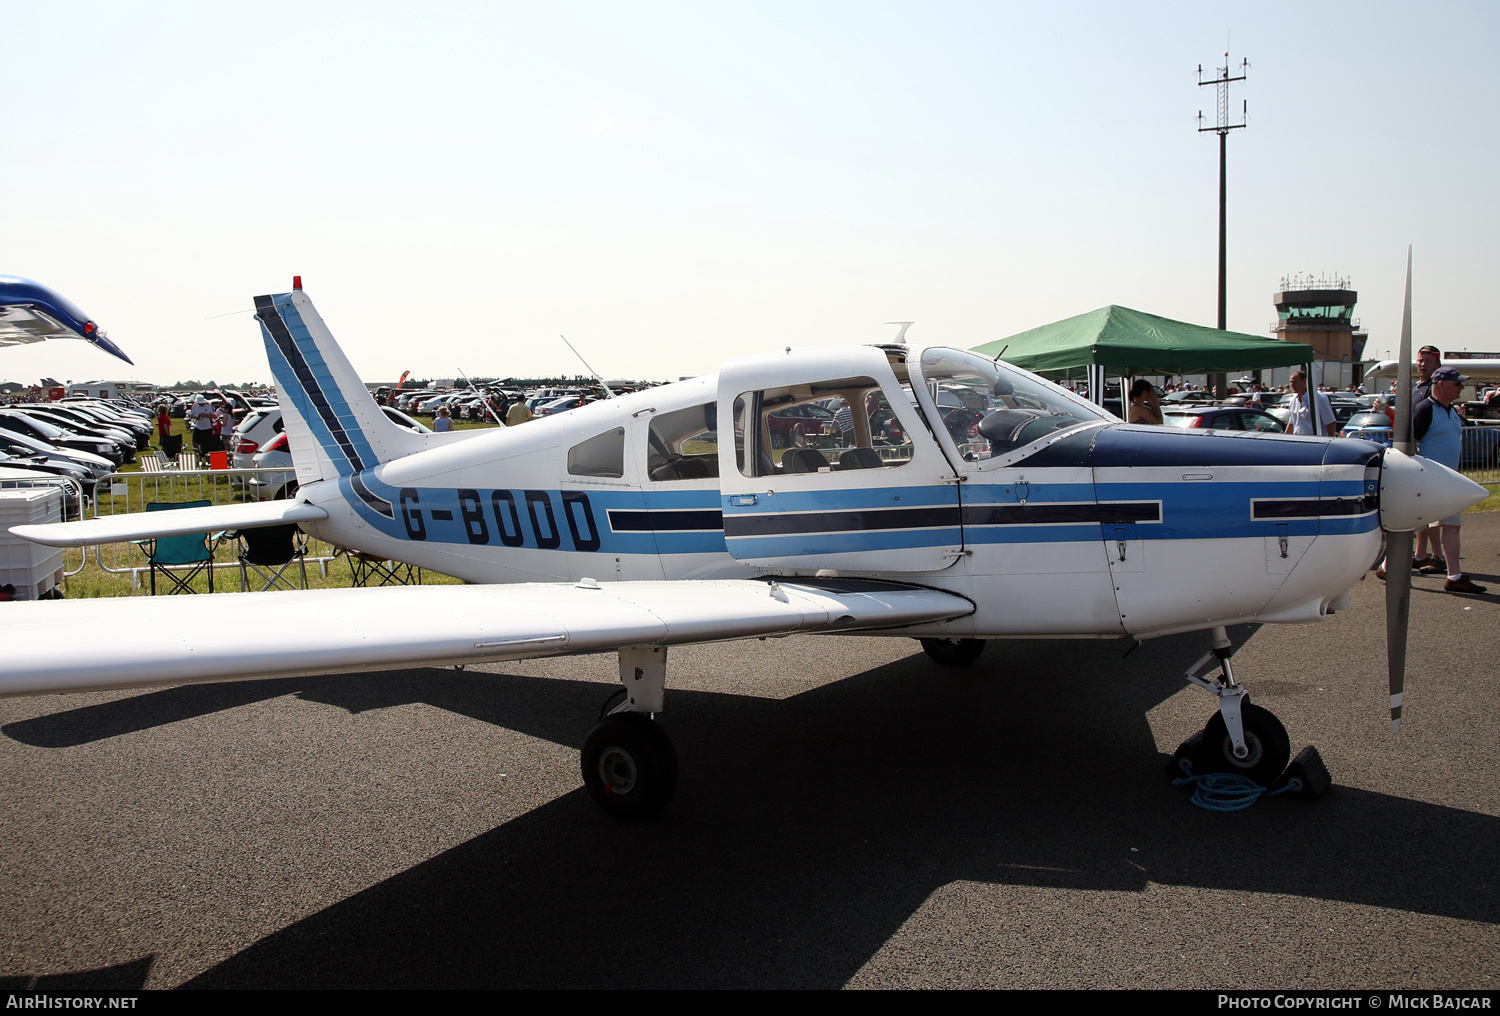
[3, 516, 1500, 990]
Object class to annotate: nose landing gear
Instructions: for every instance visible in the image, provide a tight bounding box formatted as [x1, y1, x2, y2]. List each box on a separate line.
[1176, 626, 1292, 786]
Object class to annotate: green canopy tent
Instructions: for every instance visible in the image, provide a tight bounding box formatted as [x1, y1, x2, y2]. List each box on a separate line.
[970, 304, 1315, 393]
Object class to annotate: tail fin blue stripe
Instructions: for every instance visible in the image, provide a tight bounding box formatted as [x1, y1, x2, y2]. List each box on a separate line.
[254, 294, 380, 476]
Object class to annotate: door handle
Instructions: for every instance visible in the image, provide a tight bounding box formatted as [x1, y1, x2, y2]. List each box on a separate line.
[730, 495, 758, 506]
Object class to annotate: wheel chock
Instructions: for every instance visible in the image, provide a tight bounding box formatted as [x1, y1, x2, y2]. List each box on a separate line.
[1165, 729, 1206, 779]
[1271, 745, 1331, 801]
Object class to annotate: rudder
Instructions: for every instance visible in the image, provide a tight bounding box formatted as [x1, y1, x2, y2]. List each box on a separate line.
[254, 288, 422, 485]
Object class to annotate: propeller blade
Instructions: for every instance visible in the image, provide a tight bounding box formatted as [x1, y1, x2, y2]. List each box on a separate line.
[1386, 246, 1415, 733]
[1385, 529, 1412, 733]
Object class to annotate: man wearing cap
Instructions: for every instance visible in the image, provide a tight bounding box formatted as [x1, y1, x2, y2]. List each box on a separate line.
[1416, 366, 1485, 594]
[1414, 344, 1441, 407]
[188, 394, 215, 455]
[1283, 370, 1337, 436]
[1410, 345, 1451, 572]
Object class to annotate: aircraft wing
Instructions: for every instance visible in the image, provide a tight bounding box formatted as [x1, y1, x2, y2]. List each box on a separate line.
[1367, 358, 1500, 383]
[10, 500, 329, 547]
[0, 578, 973, 698]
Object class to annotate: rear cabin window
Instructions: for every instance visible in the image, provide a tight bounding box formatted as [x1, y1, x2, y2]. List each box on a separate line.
[734, 376, 912, 478]
[568, 428, 625, 478]
[647, 404, 720, 481]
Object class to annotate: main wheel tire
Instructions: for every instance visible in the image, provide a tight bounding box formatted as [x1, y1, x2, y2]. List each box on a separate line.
[581, 713, 679, 818]
[1198, 703, 1291, 786]
[919, 637, 986, 666]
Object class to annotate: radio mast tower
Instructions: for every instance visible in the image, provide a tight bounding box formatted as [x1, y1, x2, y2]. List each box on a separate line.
[1198, 51, 1248, 333]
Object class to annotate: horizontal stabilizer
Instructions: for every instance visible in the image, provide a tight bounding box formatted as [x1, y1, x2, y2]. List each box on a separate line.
[0, 579, 974, 698]
[9, 500, 329, 547]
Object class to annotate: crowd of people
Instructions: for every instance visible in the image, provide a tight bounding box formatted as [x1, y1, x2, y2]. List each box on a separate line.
[152, 393, 235, 455]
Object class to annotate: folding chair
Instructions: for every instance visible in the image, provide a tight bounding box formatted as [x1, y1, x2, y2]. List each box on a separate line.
[237, 524, 309, 592]
[338, 547, 422, 587]
[158, 433, 183, 460]
[141, 501, 219, 595]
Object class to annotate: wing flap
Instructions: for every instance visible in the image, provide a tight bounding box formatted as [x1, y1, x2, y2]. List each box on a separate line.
[10, 500, 329, 547]
[0, 579, 973, 698]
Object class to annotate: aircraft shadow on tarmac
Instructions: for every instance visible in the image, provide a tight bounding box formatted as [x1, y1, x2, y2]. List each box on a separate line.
[7, 630, 1499, 989]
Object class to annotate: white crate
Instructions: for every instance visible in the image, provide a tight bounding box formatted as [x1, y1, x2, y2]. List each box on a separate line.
[0, 488, 66, 597]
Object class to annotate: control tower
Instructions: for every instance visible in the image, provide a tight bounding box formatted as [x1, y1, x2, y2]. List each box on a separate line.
[1271, 273, 1370, 388]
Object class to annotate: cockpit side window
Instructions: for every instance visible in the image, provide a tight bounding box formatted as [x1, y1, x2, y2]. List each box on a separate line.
[647, 403, 719, 482]
[568, 427, 625, 478]
[734, 375, 912, 478]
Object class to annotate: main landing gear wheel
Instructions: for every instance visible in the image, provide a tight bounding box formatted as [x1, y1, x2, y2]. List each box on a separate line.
[1198, 703, 1291, 786]
[581, 713, 679, 818]
[920, 638, 986, 666]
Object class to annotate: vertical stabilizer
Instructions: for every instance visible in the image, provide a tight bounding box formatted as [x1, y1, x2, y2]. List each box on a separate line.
[254, 289, 421, 485]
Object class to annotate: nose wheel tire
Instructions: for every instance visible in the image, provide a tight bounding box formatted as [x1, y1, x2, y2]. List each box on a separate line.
[919, 638, 986, 666]
[581, 713, 679, 818]
[1197, 703, 1291, 786]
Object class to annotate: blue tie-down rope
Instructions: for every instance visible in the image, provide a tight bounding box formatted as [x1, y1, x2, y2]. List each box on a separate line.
[1172, 762, 1298, 812]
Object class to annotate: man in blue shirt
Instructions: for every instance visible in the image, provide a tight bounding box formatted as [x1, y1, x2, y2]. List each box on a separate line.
[1415, 367, 1485, 594]
[1411, 344, 1444, 571]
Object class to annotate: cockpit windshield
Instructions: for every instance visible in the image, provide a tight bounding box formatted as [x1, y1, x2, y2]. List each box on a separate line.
[917, 348, 1113, 462]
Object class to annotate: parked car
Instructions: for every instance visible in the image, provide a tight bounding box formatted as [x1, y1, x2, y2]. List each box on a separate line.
[18, 405, 138, 460]
[248, 432, 296, 501]
[0, 410, 123, 464]
[536, 395, 595, 417]
[230, 409, 286, 469]
[1162, 407, 1285, 432]
[766, 402, 837, 448]
[1340, 411, 1394, 446]
[0, 463, 83, 515]
[0, 430, 114, 480]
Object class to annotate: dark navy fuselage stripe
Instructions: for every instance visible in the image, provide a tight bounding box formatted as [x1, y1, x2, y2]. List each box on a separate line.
[350, 471, 395, 518]
[254, 296, 366, 474]
[724, 506, 961, 538]
[1252, 497, 1376, 519]
[961, 502, 1161, 526]
[608, 509, 724, 532]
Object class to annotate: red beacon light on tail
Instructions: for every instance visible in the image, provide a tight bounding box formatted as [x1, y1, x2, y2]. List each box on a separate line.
[292, 276, 303, 290]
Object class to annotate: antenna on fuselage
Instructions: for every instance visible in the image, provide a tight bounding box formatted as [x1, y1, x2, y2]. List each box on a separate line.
[560, 334, 617, 399]
[455, 366, 507, 427]
[884, 321, 914, 344]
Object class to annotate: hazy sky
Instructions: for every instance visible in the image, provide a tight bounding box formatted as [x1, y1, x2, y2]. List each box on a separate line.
[3, 1, 1496, 386]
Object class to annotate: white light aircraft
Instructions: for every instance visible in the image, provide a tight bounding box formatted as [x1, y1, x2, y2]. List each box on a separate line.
[3, 265, 1485, 816]
[1366, 358, 1500, 385]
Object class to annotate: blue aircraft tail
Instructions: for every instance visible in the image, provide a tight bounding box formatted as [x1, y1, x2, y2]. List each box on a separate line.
[0, 275, 133, 364]
[253, 286, 425, 487]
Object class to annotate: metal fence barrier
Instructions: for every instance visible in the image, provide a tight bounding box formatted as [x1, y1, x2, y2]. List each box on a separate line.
[1461, 420, 1500, 487]
[91, 468, 338, 584]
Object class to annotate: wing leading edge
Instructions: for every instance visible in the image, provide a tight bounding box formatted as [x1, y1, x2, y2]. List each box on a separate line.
[0, 579, 974, 698]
